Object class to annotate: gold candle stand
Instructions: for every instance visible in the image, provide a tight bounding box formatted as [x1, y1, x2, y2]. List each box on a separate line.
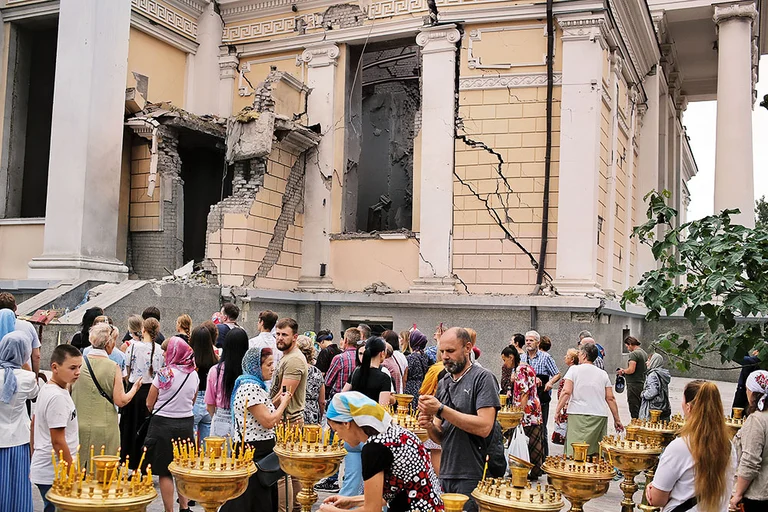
[168, 436, 256, 512]
[389, 394, 428, 442]
[541, 443, 615, 512]
[273, 422, 347, 512]
[443, 493, 470, 512]
[472, 470, 564, 512]
[726, 407, 745, 439]
[499, 394, 525, 432]
[600, 436, 662, 512]
[46, 447, 157, 512]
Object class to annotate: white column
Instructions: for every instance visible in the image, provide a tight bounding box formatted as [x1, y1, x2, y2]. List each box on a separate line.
[187, 2, 223, 115]
[714, 2, 756, 227]
[552, 15, 608, 296]
[297, 43, 339, 291]
[410, 25, 461, 294]
[28, 0, 130, 281]
[622, 89, 639, 291]
[635, 67, 660, 278]
[218, 47, 238, 117]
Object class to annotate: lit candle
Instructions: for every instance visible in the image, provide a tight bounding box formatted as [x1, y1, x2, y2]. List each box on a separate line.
[116, 446, 121, 460]
[75, 444, 81, 474]
[89, 445, 95, 478]
[100, 445, 105, 456]
[137, 447, 147, 472]
[482, 455, 489, 481]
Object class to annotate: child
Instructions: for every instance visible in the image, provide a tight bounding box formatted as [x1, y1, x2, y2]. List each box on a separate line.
[29, 345, 82, 512]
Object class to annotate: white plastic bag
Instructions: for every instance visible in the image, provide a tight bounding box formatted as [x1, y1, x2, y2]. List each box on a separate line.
[504, 425, 529, 475]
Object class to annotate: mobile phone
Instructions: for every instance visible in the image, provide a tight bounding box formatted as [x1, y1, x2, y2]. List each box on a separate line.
[282, 385, 287, 393]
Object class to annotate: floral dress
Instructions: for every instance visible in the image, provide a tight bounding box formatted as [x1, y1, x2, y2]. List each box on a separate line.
[404, 352, 430, 409]
[513, 364, 542, 426]
[362, 423, 444, 512]
[304, 365, 323, 424]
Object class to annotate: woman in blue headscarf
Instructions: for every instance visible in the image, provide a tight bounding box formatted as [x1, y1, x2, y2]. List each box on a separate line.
[0, 309, 16, 342]
[0, 331, 39, 512]
[221, 347, 291, 512]
[320, 392, 443, 512]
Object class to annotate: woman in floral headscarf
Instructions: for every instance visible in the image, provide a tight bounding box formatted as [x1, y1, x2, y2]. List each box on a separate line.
[731, 370, 768, 512]
[404, 329, 430, 409]
[319, 392, 443, 512]
[145, 337, 199, 512]
[221, 347, 290, 512]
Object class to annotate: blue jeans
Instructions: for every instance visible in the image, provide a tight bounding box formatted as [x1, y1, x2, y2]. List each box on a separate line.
[193, 391, 211, 444]
[36, 484, 54, 512]
[339, 442, 363, 496]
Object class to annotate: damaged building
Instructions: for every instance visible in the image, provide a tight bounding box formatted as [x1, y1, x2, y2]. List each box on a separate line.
[0, 0, 764, 378]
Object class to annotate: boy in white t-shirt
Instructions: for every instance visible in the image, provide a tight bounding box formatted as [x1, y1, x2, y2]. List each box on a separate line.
[30, 345, 82, 512]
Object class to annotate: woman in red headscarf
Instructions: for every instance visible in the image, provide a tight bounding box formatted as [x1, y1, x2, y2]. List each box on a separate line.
[144, 337, 199, 512]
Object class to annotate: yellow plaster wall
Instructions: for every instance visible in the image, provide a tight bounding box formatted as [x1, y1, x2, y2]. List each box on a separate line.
[127, 28, 186, 106]
[0, 221, 43, 279]
[129, 142, 161, 232]
[452, 24, 563, 294]
[208, 144, 303, 289]
[233, 51, 304, 115]
[329, 239, 419, 291]
[330, 45, 348, 234]
[597, 95, 610, 284]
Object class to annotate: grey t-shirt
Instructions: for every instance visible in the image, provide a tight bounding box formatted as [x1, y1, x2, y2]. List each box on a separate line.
[435, 364, 500, 480]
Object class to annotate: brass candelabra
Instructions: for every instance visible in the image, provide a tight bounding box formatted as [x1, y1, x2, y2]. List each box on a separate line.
[443, 493, 471, 512]
[390, 393, 428, 441]
[541, 443, 615, 512]
[168, 436, 256, 512]
[498, 394, 525, 432]
[472, 466, 565, 512]
[600, 436, 663, 512]
[273, 423, 347, 512]
[46, 445, 157, 512]
[726, 407, 744, 439]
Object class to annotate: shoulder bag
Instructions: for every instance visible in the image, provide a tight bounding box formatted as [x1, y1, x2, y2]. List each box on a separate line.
[255, 451, 285, 487]
[84, 356, 114, 405]
[136, 372, 192, 439]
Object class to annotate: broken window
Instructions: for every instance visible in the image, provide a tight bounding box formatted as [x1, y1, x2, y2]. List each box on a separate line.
[344, 40, 420, 233]
[0, 20, 57, 218]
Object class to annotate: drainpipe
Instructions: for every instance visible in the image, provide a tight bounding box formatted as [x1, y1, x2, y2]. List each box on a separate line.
[535, 0, 555, 288]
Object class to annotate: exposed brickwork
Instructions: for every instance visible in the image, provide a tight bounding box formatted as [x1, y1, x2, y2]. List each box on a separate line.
[453, 85, 560, 295]
[321, 4, 364, 29]
[130, 126, 184, 279]
[129, 142, 160, 231]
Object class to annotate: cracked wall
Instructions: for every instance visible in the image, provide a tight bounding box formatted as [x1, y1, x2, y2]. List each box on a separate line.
[452, 23, 561, 294]
[207, 143, 304, 289]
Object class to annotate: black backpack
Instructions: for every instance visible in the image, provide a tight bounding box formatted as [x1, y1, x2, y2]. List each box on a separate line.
[471, 419, 506, 478]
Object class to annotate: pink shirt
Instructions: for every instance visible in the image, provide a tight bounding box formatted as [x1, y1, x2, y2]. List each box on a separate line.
[205, 363, 230, 409]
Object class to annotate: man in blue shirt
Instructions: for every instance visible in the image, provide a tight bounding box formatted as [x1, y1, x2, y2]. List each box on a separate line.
[521, 330, 560, 456]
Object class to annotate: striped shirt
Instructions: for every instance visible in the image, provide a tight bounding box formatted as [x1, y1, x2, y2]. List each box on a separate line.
[325, 347, 357, 400]
[521, 350, 559, 378]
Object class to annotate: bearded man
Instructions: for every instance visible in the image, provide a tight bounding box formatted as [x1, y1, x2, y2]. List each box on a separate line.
[418, 327, 500, 512]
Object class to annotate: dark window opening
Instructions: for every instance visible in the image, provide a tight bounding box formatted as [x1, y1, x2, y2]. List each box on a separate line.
[621, 328, 630, 354]
[345, 40, 420, 233]
[1, 19, 57, 218]
[179, 132, 231, 264]
[341, 319, 394, 339]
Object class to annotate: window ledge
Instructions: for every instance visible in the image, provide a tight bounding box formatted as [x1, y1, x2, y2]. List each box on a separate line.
[330, 230, 417, 241]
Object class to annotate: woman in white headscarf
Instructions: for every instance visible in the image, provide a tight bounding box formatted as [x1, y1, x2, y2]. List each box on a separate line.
[730, 370, 768, 512]
[639, 353, 671, 421]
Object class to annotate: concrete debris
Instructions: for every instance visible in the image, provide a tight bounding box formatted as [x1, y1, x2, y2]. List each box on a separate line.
[173, 260, 194, 278]
[363, 281, 395, 294]
[155, 268, 216, 286]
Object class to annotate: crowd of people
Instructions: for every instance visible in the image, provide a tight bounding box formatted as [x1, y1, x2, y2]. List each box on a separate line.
[0, 289, 766, 512]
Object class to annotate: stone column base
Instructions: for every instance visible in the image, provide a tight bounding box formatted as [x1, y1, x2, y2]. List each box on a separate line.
[551, 279, 605, 297]
[410, 277, 457, 294]
[297, 275, 335, 292]
[28, 256, 128, 282]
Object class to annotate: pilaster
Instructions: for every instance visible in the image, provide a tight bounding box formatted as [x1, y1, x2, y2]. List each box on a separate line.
[713, 1, 756, 227]
[635, 66, 660, 278]
[551, 14, 611, 297]
[410, 25, 461, 294]
[298, 43, 339, 292]
[218, 47, 239, 117]
[603, 51, 622, 297]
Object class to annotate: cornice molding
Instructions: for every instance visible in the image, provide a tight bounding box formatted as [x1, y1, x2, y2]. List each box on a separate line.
[606, 0, 660, 83]
[131, 0, 198, 41]
[556, 14, 614, 50]
[459, 72, 562, 91]
[131, 11, 199, 53]
[0, 0, 58, 22]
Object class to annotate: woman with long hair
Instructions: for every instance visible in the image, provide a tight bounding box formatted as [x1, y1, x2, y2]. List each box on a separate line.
[220, 348, 291, 512]
[646, 380, 736, 512]
[145, 337, 199, 512]
[175, 315, 193, 343]
[205, 327, 249, 438]
[319, 392, 443, 512]
[344, 337, 392, 406]
[121, 317, 165, 468]
[297, 336, 325, 424]
[73, 323, 141, 456]
[404, 329, 429, 409]
[70, 307, 104, 350]
[730, 370, 768, 512]
[399, 330, 411, 356]
[190, 326, 218, 444]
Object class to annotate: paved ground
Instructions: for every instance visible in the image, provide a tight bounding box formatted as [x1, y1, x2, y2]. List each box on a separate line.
[31, 376, 737, 511]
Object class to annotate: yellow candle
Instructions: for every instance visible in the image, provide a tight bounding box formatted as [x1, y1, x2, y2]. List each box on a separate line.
[89, 445, 95, 477]
[137, 446, 147, 472]
[106, 463, 118, 490]
[51, 450, 57, 473]
[481, 455, 489, 481]
[69, 460, 75, 482]
[116, 446, 121, 459]
[100, 445, 105, 456]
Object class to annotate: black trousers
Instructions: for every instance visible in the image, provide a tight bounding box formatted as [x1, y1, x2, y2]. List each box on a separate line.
[540, 401, 550, 457]
[742, 498, 768, 512]
[221, 439, 277, 512]
[627, 382, 643, 419]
